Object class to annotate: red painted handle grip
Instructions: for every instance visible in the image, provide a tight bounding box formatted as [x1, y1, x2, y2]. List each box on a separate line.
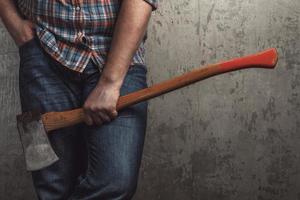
[216, 48, 278, 72]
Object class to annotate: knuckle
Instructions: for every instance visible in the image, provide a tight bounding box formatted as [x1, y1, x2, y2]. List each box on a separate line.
[99, 113, 110, 122]
[103, 119, 110, 123]
[113, 112, 118, 117]
[110, 110, 117, 115]
[84, 118, 92, 126]
[108, 106, 116, 113]
[83, 104, 91, 110]
[99, 107, 106, 112]
[101, 114, 110, 121]
[106, 115, 112, 121]
[90, 106, 100, 112]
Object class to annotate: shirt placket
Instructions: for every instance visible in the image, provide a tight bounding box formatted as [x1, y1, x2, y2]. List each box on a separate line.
[73, 0, 87, 46]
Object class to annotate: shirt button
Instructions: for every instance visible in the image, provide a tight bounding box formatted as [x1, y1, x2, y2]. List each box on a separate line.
[75, 6, 81, 11]
[81, 36, 87, 44]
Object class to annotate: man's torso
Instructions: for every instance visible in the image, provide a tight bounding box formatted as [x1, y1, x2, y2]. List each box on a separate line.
[17, 0, 147, 72]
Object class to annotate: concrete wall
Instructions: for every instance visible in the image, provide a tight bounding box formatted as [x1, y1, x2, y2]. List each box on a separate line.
[0, 0, 299, 199]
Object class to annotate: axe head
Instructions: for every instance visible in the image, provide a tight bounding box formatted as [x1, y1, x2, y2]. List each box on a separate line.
[16, 110, 59, 171]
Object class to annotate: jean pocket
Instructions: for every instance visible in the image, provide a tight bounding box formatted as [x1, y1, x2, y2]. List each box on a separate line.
[128, 64, 148, 73]
[18, 36, 37, 51]
[18, 40, 51, 87]
[18, 37, 48, 69]
[117, 65, 148, 118]
[18, 35, 45, 60]
[124, 64, 148, 90]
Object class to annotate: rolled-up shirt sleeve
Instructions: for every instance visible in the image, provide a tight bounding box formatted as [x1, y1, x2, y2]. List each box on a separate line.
[143, 0, 158, 11]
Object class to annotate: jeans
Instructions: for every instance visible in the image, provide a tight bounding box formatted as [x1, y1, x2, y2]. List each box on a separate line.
[18, 36, 148, 200]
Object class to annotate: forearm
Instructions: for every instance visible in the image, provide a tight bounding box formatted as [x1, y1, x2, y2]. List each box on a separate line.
[0, 0, 23, 39]
[100, 0, 153, 88]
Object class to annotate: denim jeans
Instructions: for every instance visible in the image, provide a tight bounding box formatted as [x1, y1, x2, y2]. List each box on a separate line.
[18, 36, 148, 200]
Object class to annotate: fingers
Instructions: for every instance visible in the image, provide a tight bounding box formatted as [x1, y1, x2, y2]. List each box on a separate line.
[83, 111, 93, 126]
[83, 107, 118, 126]
[97, 111, 111, 123]
[90, 112, 104, 125]
[106, 109, 118, 120]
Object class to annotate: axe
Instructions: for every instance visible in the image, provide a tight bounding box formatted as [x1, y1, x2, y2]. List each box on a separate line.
[16, 48, 278, 171]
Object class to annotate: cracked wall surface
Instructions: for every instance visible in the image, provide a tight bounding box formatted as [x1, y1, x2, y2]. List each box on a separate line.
[0, 0, 300, 199]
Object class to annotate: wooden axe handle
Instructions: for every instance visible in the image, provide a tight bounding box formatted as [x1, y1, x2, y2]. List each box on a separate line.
[42, 48, 278, 132]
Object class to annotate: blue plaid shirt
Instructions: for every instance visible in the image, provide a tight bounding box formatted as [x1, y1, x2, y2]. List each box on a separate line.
[16, 0, 158, 72]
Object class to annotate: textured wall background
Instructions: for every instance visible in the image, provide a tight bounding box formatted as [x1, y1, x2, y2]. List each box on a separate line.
[0, 0, 300, 199]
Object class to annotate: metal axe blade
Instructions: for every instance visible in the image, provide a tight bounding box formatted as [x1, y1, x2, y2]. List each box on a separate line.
[16, 111, 59, 171]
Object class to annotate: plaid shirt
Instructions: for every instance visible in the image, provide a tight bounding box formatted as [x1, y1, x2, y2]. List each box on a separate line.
[16, 0, 158, 73]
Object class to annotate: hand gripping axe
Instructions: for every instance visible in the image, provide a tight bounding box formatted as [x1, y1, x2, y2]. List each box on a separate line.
[16, 48, 278, 171]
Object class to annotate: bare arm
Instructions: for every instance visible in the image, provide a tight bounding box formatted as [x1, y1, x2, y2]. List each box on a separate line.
[100, 0, 153, 88]
[83, 0, 154, 125]
[0, 0, 35, 46]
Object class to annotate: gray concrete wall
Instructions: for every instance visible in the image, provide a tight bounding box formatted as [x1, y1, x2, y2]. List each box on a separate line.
[0, 0, 299, 199]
